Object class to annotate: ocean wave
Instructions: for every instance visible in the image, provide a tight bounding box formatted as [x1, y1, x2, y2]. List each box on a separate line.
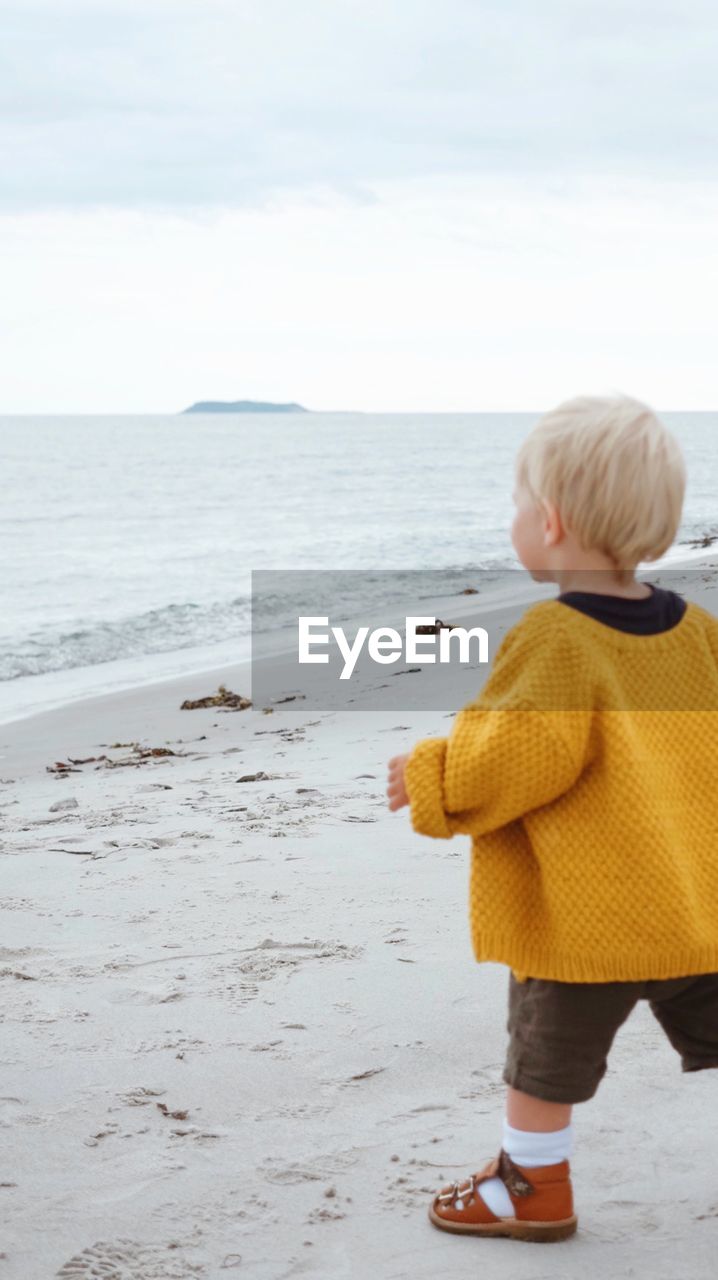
[0, 596, 252, 681]
[0, 562, 515, 682]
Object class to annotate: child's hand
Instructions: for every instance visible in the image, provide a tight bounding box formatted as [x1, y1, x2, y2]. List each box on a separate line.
[387, 754, 410, 812]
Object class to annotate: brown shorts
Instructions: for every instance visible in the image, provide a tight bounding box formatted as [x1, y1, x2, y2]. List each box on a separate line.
[502, 970, 718, 1104]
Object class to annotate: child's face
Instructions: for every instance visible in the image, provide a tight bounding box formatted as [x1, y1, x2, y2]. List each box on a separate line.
[511, 483, 559, 581]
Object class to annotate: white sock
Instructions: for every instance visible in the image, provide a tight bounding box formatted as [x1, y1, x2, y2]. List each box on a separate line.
[477, 1120, 574, 1218]
[503, 1119, 574, 1166]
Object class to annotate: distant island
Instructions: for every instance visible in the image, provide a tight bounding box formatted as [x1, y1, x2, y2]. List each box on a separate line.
[182, 400, 308, 414]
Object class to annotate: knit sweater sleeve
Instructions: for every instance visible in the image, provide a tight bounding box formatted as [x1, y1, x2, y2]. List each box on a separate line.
[404, 609, 592, 840]
[404, 706, 586, 839]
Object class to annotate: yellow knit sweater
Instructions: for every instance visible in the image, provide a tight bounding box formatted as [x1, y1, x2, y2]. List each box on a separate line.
[404, 596, 718, 983]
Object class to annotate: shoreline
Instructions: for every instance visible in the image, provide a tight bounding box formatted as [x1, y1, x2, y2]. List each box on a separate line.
[2, 551, 717, 783]
[1, 545, 716, 734]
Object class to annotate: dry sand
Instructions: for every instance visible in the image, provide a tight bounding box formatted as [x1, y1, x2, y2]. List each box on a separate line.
[2, 560, 718, 1278]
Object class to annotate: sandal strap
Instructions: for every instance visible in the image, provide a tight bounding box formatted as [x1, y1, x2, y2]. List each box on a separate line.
[437, 1148, 536, 1207]
[472, 1149, 535, 1198]
[495, 1148, 535, 1198]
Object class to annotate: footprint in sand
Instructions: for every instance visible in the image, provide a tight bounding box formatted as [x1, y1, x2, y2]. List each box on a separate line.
[105, 985, 186, 1006]
[211, 938, 364, 1010]
[258, 1148, 359, 1185]
[256, 1099, 328, 1123]
[227, 790, 327, 836]
[56, 1238, 203, 1278]
[132, 1034, 205, 1056]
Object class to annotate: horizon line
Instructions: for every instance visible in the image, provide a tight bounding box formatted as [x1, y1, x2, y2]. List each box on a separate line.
[1, 406, 717, 417]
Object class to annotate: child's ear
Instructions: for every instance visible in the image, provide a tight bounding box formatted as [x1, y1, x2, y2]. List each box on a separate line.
[540, 498, 564, 547]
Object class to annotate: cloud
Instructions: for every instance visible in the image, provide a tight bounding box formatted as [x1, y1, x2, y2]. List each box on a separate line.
[1, 0, 717, 209]
[1, 175, 716, 411]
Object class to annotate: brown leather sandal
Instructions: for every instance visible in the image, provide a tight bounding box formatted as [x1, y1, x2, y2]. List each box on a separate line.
[428, 1147, 578, 1242]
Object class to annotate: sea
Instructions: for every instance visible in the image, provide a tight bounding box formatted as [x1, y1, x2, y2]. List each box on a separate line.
[1, 411, 716, 724]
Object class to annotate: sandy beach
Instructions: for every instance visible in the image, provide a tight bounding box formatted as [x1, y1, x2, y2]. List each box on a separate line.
[3, 558, 718, 1279]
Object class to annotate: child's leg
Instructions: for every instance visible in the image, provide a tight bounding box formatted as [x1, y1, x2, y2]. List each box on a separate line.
[469, 973, 640, 1219]
[476, 1086, 575, 1216]
[506, 1085, 572, 1131]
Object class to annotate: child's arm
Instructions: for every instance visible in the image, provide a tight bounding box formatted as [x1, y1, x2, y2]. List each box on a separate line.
[402, 703, 588, 840]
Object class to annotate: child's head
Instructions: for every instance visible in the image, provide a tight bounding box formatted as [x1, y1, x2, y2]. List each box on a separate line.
[511, 393, 686, 586]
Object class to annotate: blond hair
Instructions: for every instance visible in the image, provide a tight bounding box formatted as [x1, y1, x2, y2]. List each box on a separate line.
[515, 394, 686, 582]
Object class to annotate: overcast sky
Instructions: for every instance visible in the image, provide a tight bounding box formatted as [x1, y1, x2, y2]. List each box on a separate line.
[2, 0, 717, 411]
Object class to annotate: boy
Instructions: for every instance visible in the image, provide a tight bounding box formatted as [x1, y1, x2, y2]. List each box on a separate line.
[387, 394, 718, 1243]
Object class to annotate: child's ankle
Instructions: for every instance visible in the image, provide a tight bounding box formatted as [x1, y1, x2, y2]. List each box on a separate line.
[502, 1117, 574, 1166]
